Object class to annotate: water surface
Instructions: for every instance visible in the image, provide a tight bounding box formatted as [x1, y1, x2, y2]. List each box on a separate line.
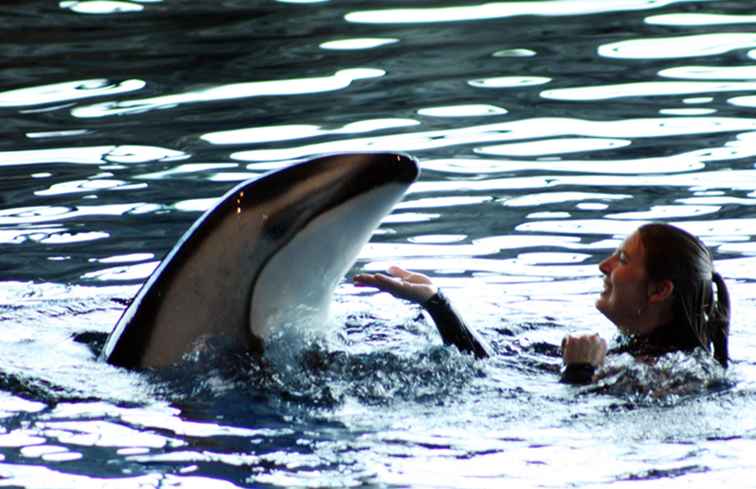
[2, 0, 756, 487]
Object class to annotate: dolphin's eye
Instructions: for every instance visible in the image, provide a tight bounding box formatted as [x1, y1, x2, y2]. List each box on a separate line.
[265, 218, 290, 240]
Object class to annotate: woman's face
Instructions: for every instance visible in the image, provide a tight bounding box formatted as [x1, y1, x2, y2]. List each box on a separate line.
[595, 231, 655, 335]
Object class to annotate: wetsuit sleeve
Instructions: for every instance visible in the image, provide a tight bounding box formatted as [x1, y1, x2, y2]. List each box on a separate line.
[422, 290, 491, 359]
[560, 363, 596, 384]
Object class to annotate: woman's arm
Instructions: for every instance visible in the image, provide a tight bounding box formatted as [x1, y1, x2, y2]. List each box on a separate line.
[353, 266, 491, 359]
[423, 290, 491, 359]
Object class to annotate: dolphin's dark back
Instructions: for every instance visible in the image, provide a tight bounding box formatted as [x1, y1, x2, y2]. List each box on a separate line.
[101, 152, 419, 368]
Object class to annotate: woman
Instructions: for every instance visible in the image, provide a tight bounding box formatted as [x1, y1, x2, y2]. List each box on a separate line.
[353, 223, 731, 384]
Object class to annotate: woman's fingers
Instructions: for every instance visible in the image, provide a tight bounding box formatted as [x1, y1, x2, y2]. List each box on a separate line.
[353, 272, 404, 293]
[354, 273, 396, 290]
[352, 273, 378, 287]
[387, 266, 432, 285]
[561, 333, 607, 367]
[353, 268, 437, 303]
[387, 265, 410, 278]
[373, 273, 404, 293]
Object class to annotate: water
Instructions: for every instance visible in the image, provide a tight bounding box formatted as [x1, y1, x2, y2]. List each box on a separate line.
[2, 0, 756, 487]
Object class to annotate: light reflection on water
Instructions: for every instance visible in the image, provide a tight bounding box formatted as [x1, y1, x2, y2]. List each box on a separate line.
[344, 0, 703, 24]
[70, 69, 387, 118]
[0, 79, 146, 107]
[2, 0, 756, 487]
[647, 13, 756, 25]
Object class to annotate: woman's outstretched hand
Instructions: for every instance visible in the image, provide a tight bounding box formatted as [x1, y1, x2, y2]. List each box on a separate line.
[353, 266, 438, 304]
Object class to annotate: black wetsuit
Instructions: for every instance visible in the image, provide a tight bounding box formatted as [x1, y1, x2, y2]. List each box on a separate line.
[423, 290, 492, 359]
[423, 291, 703, 384]
[610, 323, 701, 358]
[424, 291, 591, 383]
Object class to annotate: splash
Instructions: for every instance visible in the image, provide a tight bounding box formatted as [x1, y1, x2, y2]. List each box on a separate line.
[590, 348, 730, 403]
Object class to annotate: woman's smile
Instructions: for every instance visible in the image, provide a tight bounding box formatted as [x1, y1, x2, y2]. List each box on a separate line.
[601, 278, 611, 295]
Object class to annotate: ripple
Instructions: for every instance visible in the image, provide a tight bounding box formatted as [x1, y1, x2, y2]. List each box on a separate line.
[475, 137, 630, 156]
[409, 235, 467, 244]
[474, 234, 585, 252]
[0, 203, 159, 225]
[503, 191, 631, 207]
[396, 196, 492, 209]
[683, 97, 714, 104]
[0, 145, 188, 167]
[518, 219, 756, 243]
[231, 117, 756, 162]
[0, 432, 46, 448]
[320, 38, 398, 50]
[81, 261, 159, 282]
[659, 65, 756, 80]
[38, 231, 111, 245]
[173, 198, 219, 212]
[599, 33, 756, 59]
[0, 466, 245, 489]
[0, 393, 46, 418]
[360, 242, 501, 260]
[27, 129, 91, 139]
[345, 0, 690, 24]
[412, 169, 756, 195]
[469, 76, 551, 88]
[0, 79, 145, 107]
[422, 156, 702, 175]
[96, 253, 154, 264]
[417, 104, 507, 117]
[380, 212, 439, 224]
[125, 449, 260, 465]
[40, 419, 177, 449]
[137, 163, 239, 180]
[646, 13, 756, 26]
[20, 444, 80, 461]
[120, 410, 268, 438]
[202, 118, 418, 145]
[659, 108, 717, 116]
[541, 81, 756, 101]
[493, 48, 537, 58]
[363, 256, 599, 280]
[517, 219, 648, 237]
[34, 179, 130, 197]
[517, 252, 591, 265]
[72, 68, 386, 118]
[59, 1, 147, 15]
[605, 205, 722, 220]
[728, 95, 756, 108]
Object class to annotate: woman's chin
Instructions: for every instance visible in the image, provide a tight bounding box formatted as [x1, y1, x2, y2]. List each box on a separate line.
[595, 297, 608, 315]
[595, 299, 622, 328]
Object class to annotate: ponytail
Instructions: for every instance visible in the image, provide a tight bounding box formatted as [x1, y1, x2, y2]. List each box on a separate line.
[709, 271, 731, 368]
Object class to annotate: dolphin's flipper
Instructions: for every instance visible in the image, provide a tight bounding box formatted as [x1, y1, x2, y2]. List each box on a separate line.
[100, 152, 419, 369]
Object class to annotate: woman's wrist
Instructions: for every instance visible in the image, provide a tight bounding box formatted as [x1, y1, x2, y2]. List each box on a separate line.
[560, 363, 596, 384]
[419, 287, 441, 306]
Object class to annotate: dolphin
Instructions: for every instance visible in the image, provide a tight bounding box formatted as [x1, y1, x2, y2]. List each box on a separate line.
[100, 152, 419, 369]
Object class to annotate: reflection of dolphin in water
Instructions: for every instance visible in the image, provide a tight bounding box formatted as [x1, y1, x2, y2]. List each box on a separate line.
[101, 152, 419, 369]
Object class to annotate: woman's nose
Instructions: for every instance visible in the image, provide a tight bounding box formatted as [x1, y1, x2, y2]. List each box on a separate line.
[599, 255, 614, 275]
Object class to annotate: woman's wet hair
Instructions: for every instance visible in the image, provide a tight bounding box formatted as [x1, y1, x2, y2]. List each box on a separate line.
[638, 223, 730, 367]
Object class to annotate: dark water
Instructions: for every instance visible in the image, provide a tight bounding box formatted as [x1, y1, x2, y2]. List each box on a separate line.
[2, 0, 756, 487]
